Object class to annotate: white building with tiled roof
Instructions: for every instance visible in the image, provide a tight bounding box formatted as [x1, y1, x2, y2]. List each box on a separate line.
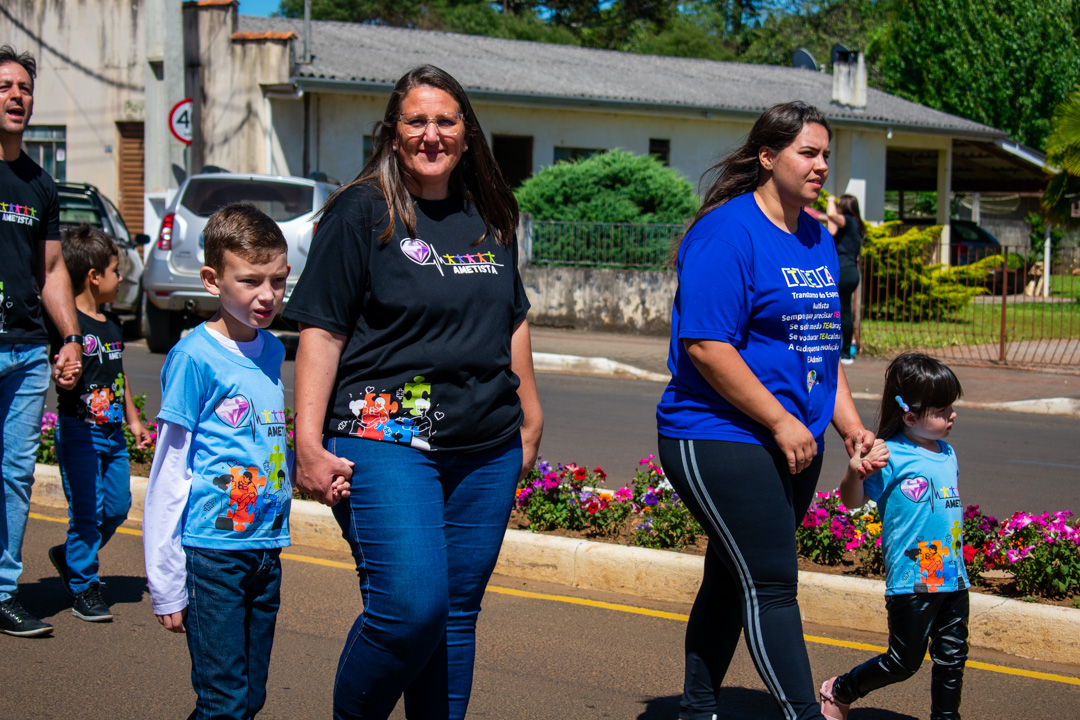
[3, 0, 1047, 236]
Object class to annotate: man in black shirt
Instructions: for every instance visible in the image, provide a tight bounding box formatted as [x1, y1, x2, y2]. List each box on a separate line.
[0, 45, 83, 637]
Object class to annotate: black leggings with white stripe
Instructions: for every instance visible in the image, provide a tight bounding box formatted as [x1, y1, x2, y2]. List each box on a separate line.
[659, 435, 826, 720]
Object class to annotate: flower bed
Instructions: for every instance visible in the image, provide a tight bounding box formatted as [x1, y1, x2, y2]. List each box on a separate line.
[512, 456, 1080, 605]
[35, 406, 1080, 607]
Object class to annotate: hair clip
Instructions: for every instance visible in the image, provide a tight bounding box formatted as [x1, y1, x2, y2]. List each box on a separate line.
[895, 395, 910, 413]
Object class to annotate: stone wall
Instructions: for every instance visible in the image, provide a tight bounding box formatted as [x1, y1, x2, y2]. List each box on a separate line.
[520, 265, 675, 336]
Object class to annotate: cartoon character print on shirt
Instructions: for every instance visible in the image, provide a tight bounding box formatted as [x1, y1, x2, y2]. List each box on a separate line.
[81, 372, 125, 424]
[207, 395, 291, 533]
[0, 281, 12, 333]
[896, 470, 966, 592]
[340, 376, 438, 450]
[399, 237, 504, 277]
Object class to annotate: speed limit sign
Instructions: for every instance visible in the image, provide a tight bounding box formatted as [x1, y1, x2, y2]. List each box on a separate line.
[169, 98, 193, 145]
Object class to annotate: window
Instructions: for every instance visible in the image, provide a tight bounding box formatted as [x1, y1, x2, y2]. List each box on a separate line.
[23, 126, 66, 182]
[492, 135, 534, 188]
[554, 146, 602, 163]
[649, 138, 670, 166]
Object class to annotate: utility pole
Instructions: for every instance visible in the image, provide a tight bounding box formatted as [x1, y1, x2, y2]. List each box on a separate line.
[144, 0, 188, 237]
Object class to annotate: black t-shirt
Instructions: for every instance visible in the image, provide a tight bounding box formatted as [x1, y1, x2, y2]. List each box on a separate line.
[50, 310, 126, 425]
[284, 184, 530, 452]
[0, 152, 61, 344]
[834, 214, 863, 269]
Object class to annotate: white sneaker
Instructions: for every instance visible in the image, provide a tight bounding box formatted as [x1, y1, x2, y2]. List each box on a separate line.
[840, 357, 854, 365]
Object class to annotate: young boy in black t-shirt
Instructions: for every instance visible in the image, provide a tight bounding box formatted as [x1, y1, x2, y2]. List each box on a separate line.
[48, 225, 152, 622]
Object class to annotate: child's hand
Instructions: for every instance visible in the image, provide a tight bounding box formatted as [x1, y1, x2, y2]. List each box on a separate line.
[850, 438, 889, 478]
[330, 476, 351, 503]
[157, 609, 187, 633]
[128, 420, 153, 449]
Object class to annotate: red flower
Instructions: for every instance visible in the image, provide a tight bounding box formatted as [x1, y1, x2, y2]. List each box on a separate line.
[593, 467, 607, 481]
[963, 545, 977, 564]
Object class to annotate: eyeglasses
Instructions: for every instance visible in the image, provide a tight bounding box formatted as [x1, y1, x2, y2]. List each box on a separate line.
[398, 112, 465, 137]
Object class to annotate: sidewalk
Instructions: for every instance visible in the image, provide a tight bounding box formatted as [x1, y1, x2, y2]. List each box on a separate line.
[530, 327, 1080, 416]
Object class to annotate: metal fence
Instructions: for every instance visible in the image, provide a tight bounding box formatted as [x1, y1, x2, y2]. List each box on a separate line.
[856, 241, 1080, 368]
[520, 218, 1080, 369]
[525, 219, 684, 269]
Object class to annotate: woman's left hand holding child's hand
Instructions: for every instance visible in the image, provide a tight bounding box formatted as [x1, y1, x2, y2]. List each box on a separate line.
[849, 438, 889, 479]
[128, 420, 153, 449]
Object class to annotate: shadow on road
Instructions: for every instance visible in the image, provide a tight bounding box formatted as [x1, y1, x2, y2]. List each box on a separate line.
[636, 688, 918, 719]
[17, 573, 149, 620]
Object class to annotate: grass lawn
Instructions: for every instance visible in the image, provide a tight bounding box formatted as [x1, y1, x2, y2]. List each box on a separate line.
[860, 294, 1080, 355]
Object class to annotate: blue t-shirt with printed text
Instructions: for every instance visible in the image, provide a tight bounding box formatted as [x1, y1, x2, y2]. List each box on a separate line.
[656, 192, 842, 450]
[158, 324, 291, 550]
[863, 435, 970, 596]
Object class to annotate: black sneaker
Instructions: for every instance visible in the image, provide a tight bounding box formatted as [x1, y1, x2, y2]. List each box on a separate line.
[48, 544, 74, 597]
[72, 583, 113, 622]
[0, 598, 54, 637]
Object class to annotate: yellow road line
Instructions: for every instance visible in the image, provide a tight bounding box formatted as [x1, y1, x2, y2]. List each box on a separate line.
[486, 584, 691, 622]
[29, 512, 1080, 686]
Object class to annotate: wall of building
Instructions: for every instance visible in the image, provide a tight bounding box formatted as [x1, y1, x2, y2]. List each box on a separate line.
[192, 5, 292, 175]
[520, 265, 676, 335]
[1, 0, 146, 199]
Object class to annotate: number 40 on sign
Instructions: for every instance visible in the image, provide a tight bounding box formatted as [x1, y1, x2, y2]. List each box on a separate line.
[169, 98, 193, 145]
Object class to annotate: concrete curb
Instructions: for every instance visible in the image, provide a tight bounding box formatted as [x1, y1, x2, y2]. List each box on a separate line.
[31, 464, 1078, 667]
[532, 352, 670, 383]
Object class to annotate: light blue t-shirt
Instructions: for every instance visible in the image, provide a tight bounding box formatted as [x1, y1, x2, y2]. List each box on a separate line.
[158, 324, 292, 550]
[656, 192, 842, 451]
[864, 435, 970, 596]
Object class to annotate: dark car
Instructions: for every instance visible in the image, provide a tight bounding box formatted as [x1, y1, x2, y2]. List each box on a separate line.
[904, 218, 1001, 265]
[56, 183, 151, 320]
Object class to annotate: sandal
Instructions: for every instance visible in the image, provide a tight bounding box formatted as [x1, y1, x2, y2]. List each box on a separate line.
[820, 677, 850, 720]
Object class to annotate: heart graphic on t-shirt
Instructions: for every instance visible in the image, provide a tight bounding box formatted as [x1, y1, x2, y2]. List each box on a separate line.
[900, 476, 929, 503]
[82, 335, 98, 355]
[215, 395, 251, 428]
[401, 238, 433, 265]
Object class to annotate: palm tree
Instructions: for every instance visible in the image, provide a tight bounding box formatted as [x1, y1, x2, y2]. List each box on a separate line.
[1041, 85, 1080, 228]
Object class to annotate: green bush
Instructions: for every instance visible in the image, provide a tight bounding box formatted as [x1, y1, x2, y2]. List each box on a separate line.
[515, 149, 699, 223]
[861, 222, 996, 320]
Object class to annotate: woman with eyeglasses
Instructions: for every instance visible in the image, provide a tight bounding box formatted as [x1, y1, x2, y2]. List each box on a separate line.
[284, 65, 542, 720]
[655, 101, 883, 720]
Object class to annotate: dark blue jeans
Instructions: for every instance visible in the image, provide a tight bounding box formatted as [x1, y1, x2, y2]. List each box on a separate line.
[184, 547, 282, 720]
[56, 417, 131, 593]
[329, 435, 522, 720]
[659, 435, 825, 720]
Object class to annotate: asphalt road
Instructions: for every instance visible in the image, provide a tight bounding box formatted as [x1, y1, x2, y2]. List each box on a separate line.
[4, 507, 1079, 719]
[99, 339, 1080, 521]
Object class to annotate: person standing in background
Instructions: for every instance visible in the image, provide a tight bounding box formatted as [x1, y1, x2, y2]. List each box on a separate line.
[825, 194, 865, 364]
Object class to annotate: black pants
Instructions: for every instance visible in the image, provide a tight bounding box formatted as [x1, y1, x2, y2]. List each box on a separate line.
[833, 590, 969, 720]
[838, 264, 861, 358]
[658, 436, 825, 720]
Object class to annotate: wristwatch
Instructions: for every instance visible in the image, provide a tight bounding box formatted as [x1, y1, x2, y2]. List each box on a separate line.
[62, 334, 84, 346]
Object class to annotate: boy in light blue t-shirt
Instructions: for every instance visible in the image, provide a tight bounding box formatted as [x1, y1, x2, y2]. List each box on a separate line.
[820, 353, 968, 720]
[142, 203, 343, 718]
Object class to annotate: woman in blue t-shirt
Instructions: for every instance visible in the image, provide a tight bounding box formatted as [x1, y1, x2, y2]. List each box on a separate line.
[656, 101, 884, 720]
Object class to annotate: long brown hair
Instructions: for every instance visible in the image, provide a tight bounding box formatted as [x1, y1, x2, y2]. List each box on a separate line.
[668, 101, 831, 265]
[323, 65, 518, 247]
[838, 194, 866, 238]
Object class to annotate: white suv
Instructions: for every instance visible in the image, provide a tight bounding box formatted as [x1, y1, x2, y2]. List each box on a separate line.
[141, 172, 338, 352]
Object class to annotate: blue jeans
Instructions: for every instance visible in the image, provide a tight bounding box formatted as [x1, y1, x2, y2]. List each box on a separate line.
[0, 344, 50, 603]
[329, 435, 522, 720]
[56, 417, 132, 593]
[184, 547, 282, 720]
